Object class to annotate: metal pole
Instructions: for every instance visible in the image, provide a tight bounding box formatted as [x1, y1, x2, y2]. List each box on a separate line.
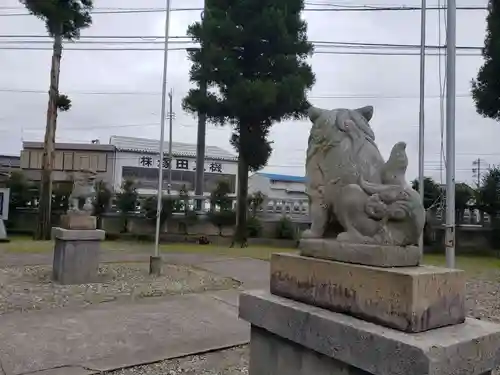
[167, 88, 173, 195]
[154, 0, 171, 260]
[194, 6, 207, 212]
[417, 0, 426, 255]
[195, 80, 207, 211]
[477, 159, 481, 188]
[445, 0, 456, 269]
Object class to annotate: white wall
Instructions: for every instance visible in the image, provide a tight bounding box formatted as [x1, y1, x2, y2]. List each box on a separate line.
[113, 151, 238, 194]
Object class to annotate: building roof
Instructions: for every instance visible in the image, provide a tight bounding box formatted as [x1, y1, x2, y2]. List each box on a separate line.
[0, 155, 20, 167]
[109, 136, 237, 161]
[258, 173, 306, 183]
[23, 141, 115, 152]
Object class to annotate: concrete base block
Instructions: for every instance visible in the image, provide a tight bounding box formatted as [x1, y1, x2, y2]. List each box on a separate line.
[52, 228, 103, 285]
[249, 326, 369, 375]
[300, 238, 421, 267]
[240, 290, 500, 375]
[270, 253, 465, 332]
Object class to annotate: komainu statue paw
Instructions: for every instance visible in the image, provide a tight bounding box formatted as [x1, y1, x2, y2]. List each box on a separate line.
[302, 229, 322, 239]
[337, 231, 376, 244]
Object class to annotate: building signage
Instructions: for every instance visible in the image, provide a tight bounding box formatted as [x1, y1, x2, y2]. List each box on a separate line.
[138, 156, 224, 173]
[0, 188, 10, 220]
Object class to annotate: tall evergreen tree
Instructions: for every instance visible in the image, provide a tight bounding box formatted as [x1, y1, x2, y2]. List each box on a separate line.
[472, 0, 500, 119]
[183, 0, 315, 246]
[20, 0, 93, 240]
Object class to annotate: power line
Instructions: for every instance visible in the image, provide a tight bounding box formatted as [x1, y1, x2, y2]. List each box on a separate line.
[0, 5, 487, 16]
[0, 38, 483, 50]
[0, 45, 482, 55]
[0, 88, 474, 98]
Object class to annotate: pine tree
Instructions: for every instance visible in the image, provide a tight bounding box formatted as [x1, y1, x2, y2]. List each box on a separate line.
[472, 0, 500, 119]
[183, 0, 315, 246]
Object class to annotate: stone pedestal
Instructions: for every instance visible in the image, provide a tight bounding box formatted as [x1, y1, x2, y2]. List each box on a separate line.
[52, 227, 105, 285]
[239, 251, 500, 374]
[270, 253, 465, 332]
[60, 214, 97, 230]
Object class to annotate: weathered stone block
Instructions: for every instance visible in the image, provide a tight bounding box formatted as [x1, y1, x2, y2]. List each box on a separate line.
[52, 228, 103, 285]
[52, 227, 105, 241]
[60, 214, 97, 230]
[239, 290, 500, 375]
[300, 238, 421, 267]
[270, 253, 465, 332]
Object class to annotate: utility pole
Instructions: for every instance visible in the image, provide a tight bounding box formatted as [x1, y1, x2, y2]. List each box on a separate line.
[36, 33, 63, 240]
[445, 0, 456, 269]
[417, 0, 427, 256]
[151, 0, 171, 276]
[167, 88, 174, 195]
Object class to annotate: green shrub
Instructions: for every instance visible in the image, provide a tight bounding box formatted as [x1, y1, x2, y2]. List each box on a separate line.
[276, 216, 295, 239]
[105, 232, 120, 241]
[490, 217, 500, 249]
[247, 216, 263, 238]
[208, 210, 236, 236]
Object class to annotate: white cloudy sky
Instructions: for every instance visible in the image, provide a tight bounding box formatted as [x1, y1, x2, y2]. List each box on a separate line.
[0, 0, 495, 184]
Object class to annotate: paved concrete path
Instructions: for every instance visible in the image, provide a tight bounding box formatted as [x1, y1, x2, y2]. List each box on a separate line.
[0, 291, 249, 375]
[0, 251, 270, 375]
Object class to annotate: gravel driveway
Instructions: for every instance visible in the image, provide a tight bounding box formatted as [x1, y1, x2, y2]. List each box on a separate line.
[0, 263, 239, 314]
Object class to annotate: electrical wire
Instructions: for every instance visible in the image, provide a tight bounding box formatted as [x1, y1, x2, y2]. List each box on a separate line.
[0, 38, 483, 51]
[0, 88, 474, 97]
[0, 46, 482, 55]
[0, 5, 488, 16]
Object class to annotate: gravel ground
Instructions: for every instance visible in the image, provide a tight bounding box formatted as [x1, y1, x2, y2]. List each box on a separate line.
[0, 263, 239, 314]
[107, 270, 500, 375]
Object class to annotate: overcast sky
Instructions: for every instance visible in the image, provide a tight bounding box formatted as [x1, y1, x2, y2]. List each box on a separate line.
[0, 0, 494, 184]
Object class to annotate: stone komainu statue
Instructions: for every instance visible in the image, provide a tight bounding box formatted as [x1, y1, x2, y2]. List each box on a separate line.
[68, 169, 97, 213]
[303, 105, 425, 246]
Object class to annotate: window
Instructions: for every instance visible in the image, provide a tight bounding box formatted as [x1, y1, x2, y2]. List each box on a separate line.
[29, 151, 42, 169]
[63, 152, 74, 170]
[20, 150, 29, 169]
[176, 159, 189, 170]
[53, 152, 63, 170]
[78, 155, 90, 170]
[90, 154, 99, 171]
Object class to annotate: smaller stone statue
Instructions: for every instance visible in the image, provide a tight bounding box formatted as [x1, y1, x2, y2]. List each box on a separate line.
[68, 169, 97, 214]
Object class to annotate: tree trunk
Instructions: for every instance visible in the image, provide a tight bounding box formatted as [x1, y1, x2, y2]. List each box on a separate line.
[35, 34, 63, 240]
[233, 155, 249, 247]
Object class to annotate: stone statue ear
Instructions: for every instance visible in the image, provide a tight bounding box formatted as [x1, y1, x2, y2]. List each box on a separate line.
[356, 106, 374, 122]
[308, 106, 323, 122]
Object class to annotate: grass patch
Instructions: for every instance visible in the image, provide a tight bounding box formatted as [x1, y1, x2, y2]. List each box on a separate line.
[1, 236, 296, 260]
[3, 236, 500, 272]
[1, 237, 53, 253]
[423, 254, 500, 274]
[160, 243, 297, 260]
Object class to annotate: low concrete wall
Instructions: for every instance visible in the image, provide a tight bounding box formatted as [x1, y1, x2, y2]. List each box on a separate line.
[5, 210, 303, 244]
[426, 225, 496, 256]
